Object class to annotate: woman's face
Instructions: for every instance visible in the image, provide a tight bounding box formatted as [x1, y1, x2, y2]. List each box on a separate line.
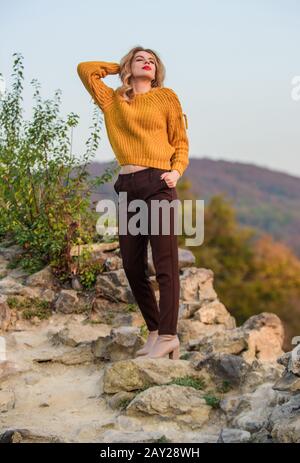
[131, 51, 156, 83]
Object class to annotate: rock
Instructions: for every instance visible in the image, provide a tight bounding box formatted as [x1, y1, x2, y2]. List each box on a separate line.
[117, 415, 222, 442]
[40, 289, 57, 303]
[194, 299, 236, 329]
[0, 276, 27, 295]
[96, 270, 135, 303]
[176, 268, 243, 346]
[91, 298, 142, 327]
[195, 353, 251, 388]
[0, 255, 9, 278]
[7, 267, 30, 281]
[241, 360, 284, 392]
[148, 246, 196, 275]
[26, 265, 57, 289]
[92, 326, 144, 362]
[33, 344, 94, 365]
[0, 361, 20, 382]
[54, 290, 79, 314]
[70, 242, 119, 257]
[70, 244, 122, 275]
[0, 389, 15, 412]
[186, 312, 284, 365]
[126, 384, 211, 429]
[0, 244, 24, 261]
[98, 429, 172, 443]
[273, 370, 300, 392]
[273, 343, 300, 392]
[0, 335, 6, 361]
[22, 286, 44, 299]
[71, 277, 83, 291]
[277, 351, 291, 368]
[178, 248, 196, 269]
[0, 294, 11, 331]
[0, 428, 63, 443]
[48, 320, 111, 348]
[107, 391, 136, 410]
[177, 319, 227, 344]
[217, 427, 251, 443]
[179, 301, 202, 320]
[287, 343, 300, 376]
[188, 328, 247, 358]
[102, 357, 211, 394]
[24, 374, 40, 386]
[248, 427, 275, 443]
[104, 255, 123, 272]
[241, 312, 284, 363]
[180, 267, 218, 304]
[222, 383, 281, 433]
[269, 394, 300, 443]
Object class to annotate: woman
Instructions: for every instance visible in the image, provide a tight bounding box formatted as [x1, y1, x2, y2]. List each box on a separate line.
[77, 46, 189, 360]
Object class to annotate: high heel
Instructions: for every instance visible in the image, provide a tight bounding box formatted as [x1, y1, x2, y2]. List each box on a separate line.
[143, 334, 180, 360]
[169, 345, 180, 360]
[135, 329, 158, 357]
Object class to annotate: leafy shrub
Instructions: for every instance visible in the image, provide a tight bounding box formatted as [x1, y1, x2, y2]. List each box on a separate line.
[0, 53, 119, 282]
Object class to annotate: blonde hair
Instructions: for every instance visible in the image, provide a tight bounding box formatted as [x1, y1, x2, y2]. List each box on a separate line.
[116, 46, 166, 103]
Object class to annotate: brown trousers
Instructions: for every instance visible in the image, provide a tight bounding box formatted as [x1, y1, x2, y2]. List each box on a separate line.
[113, 167, 180, 335]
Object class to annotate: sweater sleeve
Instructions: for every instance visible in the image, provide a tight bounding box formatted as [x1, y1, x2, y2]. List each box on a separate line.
[77, 61, 120, 111]
[165, 89, 189, 176]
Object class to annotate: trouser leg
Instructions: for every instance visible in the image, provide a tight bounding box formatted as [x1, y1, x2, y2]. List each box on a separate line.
[118, 212, 160, 332]
[148, 182, 180, 335]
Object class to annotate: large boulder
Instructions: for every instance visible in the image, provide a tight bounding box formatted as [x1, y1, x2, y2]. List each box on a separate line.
[269, 394, 300, 443]
[92, 326, 144, 362]
[54, 290, 79, 314]
[241, 312, 285, 363]
[273, 342, 300, 392]
[102, 357, 212, 394]
[95, 269, 135, 304]
[126, 384, 212, 430]
[26, 265, 58, 290]
[186, 312, 284, 365]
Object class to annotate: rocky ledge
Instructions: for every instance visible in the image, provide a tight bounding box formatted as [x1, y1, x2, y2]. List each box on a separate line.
[0, 241, 299, 443]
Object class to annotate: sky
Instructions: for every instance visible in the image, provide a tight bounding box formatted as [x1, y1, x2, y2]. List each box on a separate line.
[1, 0, 300, 177]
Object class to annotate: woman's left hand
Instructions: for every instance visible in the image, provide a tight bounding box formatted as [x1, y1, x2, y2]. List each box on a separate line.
[160, 170, 181, 188]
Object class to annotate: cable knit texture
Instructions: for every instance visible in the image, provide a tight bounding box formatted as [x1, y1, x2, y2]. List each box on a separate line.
[77, 61, 189, 176]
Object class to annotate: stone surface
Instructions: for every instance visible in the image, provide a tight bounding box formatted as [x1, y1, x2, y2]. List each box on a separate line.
[0, 294, 11, 331]
[0, 241, 299, 443]
[54, 290, 79, 314]
[126, 384, 212, 430]
[92, 326, 144, 362]
[26, 265, 58, 289]
[96, 270, 135, 303]
[217, 427, 251, 443]
[102, 357, 212, 394]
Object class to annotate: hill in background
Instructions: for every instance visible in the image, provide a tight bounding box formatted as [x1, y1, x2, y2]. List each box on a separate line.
[87, 157, 300, 258]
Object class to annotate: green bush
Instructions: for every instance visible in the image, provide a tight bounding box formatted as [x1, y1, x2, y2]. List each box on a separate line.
[0, 53, 119, 282]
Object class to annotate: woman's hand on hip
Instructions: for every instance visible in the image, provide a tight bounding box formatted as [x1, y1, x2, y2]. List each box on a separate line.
[160, 170, 181, 188]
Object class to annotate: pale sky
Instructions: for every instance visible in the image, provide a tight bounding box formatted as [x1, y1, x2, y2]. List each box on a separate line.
[1, 0, 300, 176]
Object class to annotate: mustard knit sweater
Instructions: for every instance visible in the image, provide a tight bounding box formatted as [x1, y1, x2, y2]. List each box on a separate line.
[77, 61, 189, 176]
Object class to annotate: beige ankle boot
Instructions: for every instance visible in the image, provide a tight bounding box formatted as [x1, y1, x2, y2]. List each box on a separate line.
[143, 334, 180, 360]
[135, 330, 158, 357]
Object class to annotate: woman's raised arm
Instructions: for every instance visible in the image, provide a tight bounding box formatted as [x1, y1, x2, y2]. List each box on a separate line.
[77, 61, 120, 111]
